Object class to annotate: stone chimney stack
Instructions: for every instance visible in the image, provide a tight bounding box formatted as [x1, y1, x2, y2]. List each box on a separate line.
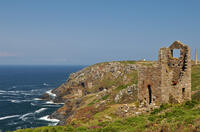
[195, 48, 198, 65]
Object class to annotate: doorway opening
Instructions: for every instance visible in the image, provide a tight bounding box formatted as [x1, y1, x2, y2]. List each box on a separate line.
[148, 85, 152, 104]
[182, 88, 185, 97]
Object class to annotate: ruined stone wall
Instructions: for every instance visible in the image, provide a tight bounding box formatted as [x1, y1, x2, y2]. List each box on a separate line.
[137, 41, 191, 105]
[167, 41, 191, 102]
[138, 66, 162, 105]
[159, 47, 172, 103]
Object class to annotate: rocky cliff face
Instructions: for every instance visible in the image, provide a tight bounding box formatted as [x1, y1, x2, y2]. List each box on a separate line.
[47, 61, 156, 125]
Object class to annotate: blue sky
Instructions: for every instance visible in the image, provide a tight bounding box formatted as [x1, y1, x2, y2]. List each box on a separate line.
[0, 0, 199, 65]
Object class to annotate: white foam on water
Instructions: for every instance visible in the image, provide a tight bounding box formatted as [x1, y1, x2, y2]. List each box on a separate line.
[45, 101, 54, 104]
[0, 115, 20, 120]
[35, 108, 47, 114]
[6, 90, 26, 95]
[45, 101, 64, 105]
[43, 83, 48, 86]
[1, 89, 42, 96]
[31, 89, 41, 92]
[8, 90, 23, 93]
[39, 115, 59, 123]
[7, 121, 19, 126]
[10, 100, 21, 103]
[48, 122, 58, 126]
[33, 98, 43, 101]
[31, 103, 36, 106]
[42, 105, 60, 107]
[0, 90, 6, 93]
[10, 99, 32, 103]
[23, 93, 32, 95]
[19, 113, 33, 121]
[46, 90, 56, 97]
[6, 90, 34, 96]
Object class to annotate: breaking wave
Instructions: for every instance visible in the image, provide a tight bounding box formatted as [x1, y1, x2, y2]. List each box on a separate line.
[35, 108, 47, 114]
[46, 90, 56, 97]
[45, 101, 54, 104]
[9, 99, 33, 103]
[39, 115, 59, 124]
[33, 98, 43, 101]
[19, 113, 33, 121]
[45, 101, 64, 105]
[10, 100, 21, 103]
[0, 90, 6, 93]
[0, 115, 20, 121]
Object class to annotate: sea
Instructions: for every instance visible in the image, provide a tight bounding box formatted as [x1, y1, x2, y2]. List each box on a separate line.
[0, 65, 84, 132]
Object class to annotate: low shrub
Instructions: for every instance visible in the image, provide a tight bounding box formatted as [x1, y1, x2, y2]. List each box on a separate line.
[192, 92, 200, 101]
[184, 100, 198, 109]
[151, 103, 171, 114]
[148, 116, 156, 121]
[184, 117, 195, 124]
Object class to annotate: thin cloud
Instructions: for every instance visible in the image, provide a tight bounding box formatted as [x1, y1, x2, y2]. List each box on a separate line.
[0, 52, 17, 57]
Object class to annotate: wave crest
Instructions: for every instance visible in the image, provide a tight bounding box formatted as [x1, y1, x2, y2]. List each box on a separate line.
[35, 108, 47, 114]
[39, 115, 59, 124]
[0, 115, 20, 121]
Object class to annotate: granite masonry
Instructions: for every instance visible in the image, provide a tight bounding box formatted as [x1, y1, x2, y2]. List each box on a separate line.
[138, 41, 191, 105]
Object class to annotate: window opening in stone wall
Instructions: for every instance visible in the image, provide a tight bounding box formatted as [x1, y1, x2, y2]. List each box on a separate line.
[172, 49, 181, 58]
[99, 87, 104, 91]
[148, 85, 152, 104]
[81, 82, 85, 87]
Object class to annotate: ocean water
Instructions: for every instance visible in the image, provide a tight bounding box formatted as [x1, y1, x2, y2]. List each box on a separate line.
[0, 65, 84, 132]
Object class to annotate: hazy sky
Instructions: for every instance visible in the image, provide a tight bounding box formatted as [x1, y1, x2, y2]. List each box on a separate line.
[0, 0, 200, 65]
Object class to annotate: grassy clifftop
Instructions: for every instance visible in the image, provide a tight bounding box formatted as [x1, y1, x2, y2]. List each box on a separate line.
[14, 63, 200, 132]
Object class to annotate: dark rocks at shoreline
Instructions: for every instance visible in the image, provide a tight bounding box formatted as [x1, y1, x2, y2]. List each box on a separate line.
[40, 93, 51, 100]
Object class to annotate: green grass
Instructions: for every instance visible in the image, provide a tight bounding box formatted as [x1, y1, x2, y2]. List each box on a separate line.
[150, 103, 172, 115]
[116, 84, 129, 91]
[87, 95, 110, 106]
[88, 100, 96, 106]
[192, 65, 200, 91]
[15, 100, 200, 132]
[117, 60, 156, 66]
[192, 91, 200, 101]
[102, 95, 110, 100]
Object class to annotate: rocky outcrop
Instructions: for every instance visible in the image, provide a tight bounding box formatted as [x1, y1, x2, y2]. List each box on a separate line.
[40, 93, 51, 100]
[46, 61, 157, 125]
[114, 84, 137, 103]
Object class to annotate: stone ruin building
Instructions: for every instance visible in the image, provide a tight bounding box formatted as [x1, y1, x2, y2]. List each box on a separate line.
[138, 41, 191, 105]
